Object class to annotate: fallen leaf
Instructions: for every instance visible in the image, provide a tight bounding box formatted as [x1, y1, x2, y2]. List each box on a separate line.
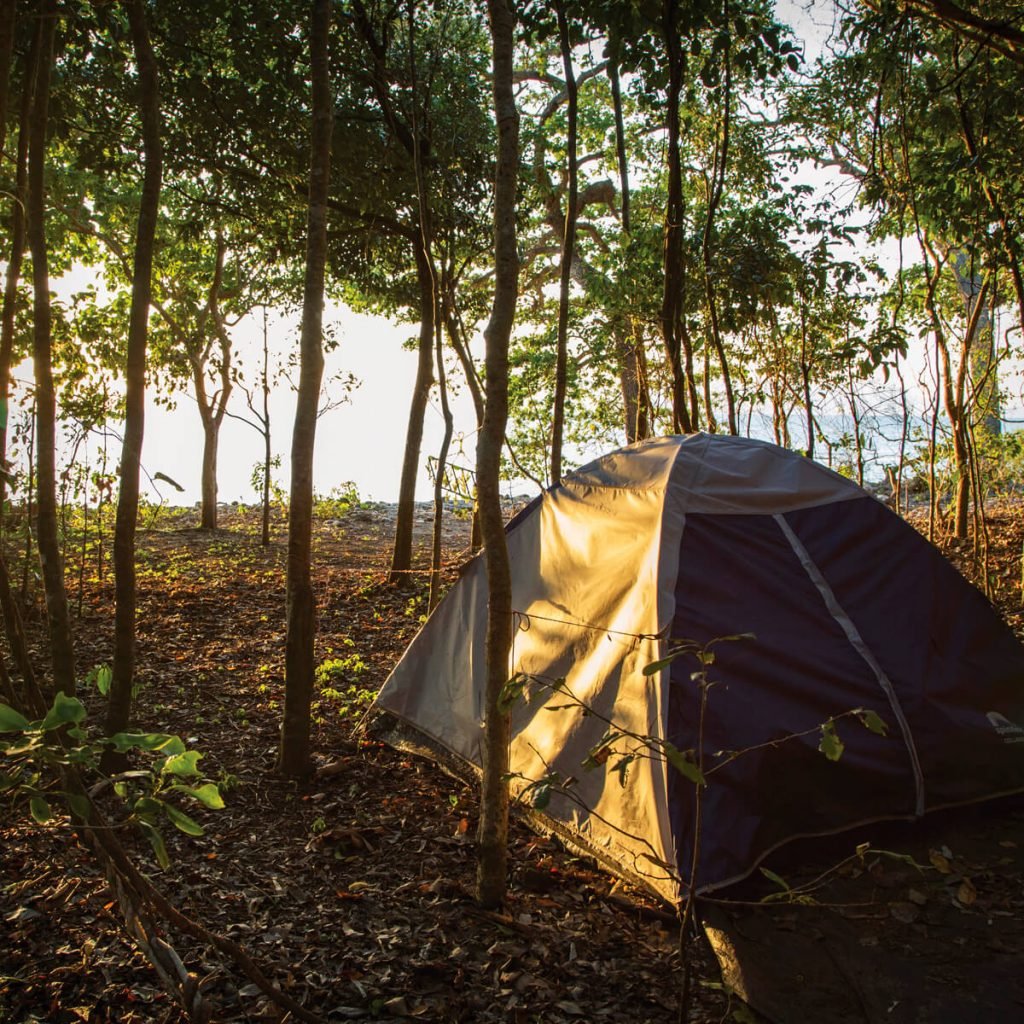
[956, 879, 977, 906]
[889, 901, 920, 924]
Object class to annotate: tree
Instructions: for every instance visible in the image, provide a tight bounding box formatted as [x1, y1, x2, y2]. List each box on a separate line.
[279, 0, 333, 778]
[796, 1, 1024, 534]
[105, 0, 164, 743]
[476, 0, 518, 910]
[27, 0, 75, 697]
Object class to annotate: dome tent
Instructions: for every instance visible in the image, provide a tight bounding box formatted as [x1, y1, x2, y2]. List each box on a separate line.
[373, 434, 1024, 902]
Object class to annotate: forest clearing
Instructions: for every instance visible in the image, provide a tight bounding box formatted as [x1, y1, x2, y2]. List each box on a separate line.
[2, 0, 1024, 1021]
[2, 496, 1024, 1023]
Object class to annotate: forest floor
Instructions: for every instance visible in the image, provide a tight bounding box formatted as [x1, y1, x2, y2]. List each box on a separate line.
[2, 496, 1024, 1023]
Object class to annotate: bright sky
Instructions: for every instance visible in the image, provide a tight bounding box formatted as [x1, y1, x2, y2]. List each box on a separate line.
[140, 304, 479, 508]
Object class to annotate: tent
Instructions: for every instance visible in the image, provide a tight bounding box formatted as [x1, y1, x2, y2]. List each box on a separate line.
[373, 433, 1024, 901]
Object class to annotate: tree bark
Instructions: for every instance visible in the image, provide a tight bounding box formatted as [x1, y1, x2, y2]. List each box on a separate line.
[389, 244, 435, 580]
[549, 0, 577, 487]
[200, 417, 220, 529]
[609, 39, 650, 443]
[0, 12, 35, 516]
[28, 0, 75, 697]
[476, 0, 518, 911]
[105, 0, 163, 742]
[661, 1, 695, 435]
[279, 0, 333, 778]
[701, 9, 737, 434]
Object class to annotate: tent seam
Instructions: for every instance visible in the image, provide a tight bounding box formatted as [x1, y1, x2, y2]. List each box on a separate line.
[772, 512, 926, 817]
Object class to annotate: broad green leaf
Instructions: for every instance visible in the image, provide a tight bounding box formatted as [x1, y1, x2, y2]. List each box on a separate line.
[39, 693, 87, 731]
[164, 802, 205, 837]
[663, 741, 705, 785]
[172, 782, 225, 810]
[161, 751, 202, 778]
[94, 665, 112, 697]
[0, 704, 30, 733]
[531, 783, 551, 811]
[857, 709, 888, 736]
[819, 720, 845, 762]
[110, 732, 186, 755]
[140, 821, 170, 870]
[133, 795, 164, 823]
[67, 793, 92, 821]
[29, 795, 52, 824]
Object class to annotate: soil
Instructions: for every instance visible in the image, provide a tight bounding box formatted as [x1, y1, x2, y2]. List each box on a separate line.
[2, 497, 1024, 1023]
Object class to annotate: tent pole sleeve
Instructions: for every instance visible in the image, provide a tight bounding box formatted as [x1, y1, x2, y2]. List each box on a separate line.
[773, 513, 926, 816]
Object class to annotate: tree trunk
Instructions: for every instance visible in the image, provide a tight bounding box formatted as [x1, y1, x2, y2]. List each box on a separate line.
[660, 1, 695, 435]
[28, 0, 75, 697]
[609, 42, 651, 444]
[0, 14, 35, 517]
[389, 244, 435, 581]
[429, 313, 453, 612]
[200, 417, 219, 530]
[476, 0, 518, 911]
[549, 0, 577, 487]
[279, 0, 333, 778]
[701, 8, 737, 435]
[106, 0, 163, 743]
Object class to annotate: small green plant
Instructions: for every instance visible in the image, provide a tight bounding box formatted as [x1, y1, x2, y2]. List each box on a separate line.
[314, 649, 373, 720]
[313, 481, 360, 519]
[0, 692, 224, 869]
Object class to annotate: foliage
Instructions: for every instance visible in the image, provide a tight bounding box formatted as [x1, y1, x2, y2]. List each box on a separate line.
[0, 691, 223, 870]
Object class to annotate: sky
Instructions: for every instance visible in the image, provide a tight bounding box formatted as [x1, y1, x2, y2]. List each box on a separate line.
[139, 304, 479, 508]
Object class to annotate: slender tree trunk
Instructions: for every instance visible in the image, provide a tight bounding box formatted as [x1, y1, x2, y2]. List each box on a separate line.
[799, 300, 814, 459]
[549, 0, 577, 487]
[106, 0, 162, 743]
[389, 246, 435, 580]
[28, 0, 75, 697]
[200, 417, 219, 530]
[429, 314, 453, 612]
[660, 1, 694, 435]
[476, 0, 518, 911]
[609, 43, 650, 443]
[701, 2, 736, 434]
[0, 19, 35, 517]
[279, 0, 333, 778]
[0, 0, 15, 159]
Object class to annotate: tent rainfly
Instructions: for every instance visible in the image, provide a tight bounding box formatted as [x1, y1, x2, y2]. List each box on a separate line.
[373, 434, 1024, 901]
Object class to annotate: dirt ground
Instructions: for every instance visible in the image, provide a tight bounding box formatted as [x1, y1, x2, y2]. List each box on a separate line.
[2, 497, 1024, 1023]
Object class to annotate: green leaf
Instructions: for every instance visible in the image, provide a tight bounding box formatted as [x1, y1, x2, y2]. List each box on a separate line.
[164, 802, 205, 837]
[140, 821, 170, 869]
[857, 709, 888, 736]
[39, 693, 87, 731]
[498, 673, 528, 713]
[819, 719, 845, 762]
[642, 655, 677, 677]
[29, 795, 52, 824]
[161, 751, 202, 778]
[94, 665, 112, 697]
[67, 793, 92, 821]
[172, 782, 224, 810]
[759, 867, 791, 892]
[531, 783, 551, 811]
[109, 732, 186, 755]
[133, 795, 164, 824]
[0, 703, 30, 733]
[663, 741, 705, 785]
